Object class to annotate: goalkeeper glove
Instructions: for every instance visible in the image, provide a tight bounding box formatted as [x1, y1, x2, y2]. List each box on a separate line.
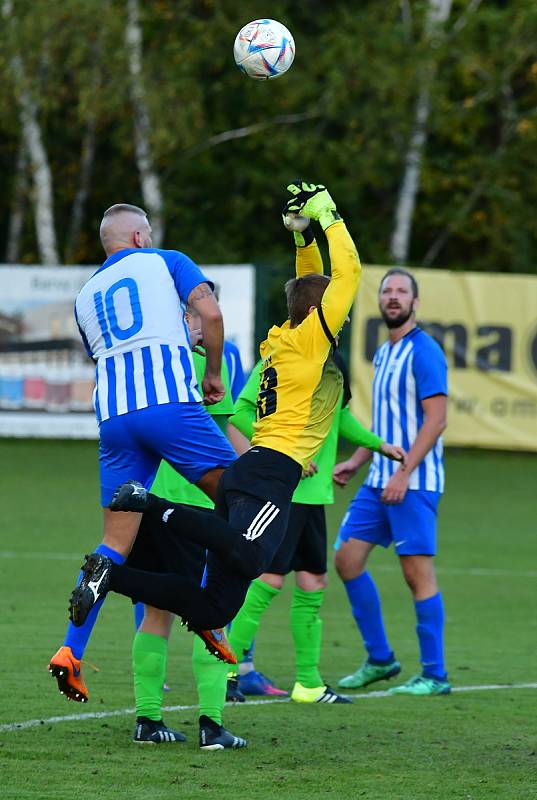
[284, 181, 341, 231]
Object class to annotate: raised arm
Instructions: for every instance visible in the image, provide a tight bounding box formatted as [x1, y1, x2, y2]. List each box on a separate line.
[186, 282, 224, 404]
[283, 182, 361, 338]
[282, 206, 324, 277]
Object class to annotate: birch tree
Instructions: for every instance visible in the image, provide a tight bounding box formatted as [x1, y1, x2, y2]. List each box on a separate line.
[2, 0, 59, 264]
[125, 0, 164, 245]
[5, 139, 28, 263]
[390, 0, 453, 264]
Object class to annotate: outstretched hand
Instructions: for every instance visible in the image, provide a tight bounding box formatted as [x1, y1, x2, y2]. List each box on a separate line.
[380, 443, 406, 464]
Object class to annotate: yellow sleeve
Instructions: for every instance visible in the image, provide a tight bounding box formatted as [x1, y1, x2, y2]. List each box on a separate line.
[295, 240, 323, 277]
[289, 221, 361, 362]
[320, 221, 361, 336]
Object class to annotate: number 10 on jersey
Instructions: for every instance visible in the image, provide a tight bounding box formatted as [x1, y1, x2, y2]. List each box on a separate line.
[93, 278, 143, 349]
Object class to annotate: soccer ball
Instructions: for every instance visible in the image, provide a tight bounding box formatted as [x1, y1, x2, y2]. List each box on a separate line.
[233, 19, 295, 80]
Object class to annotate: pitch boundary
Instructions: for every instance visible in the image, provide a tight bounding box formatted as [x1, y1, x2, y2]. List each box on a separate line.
[1, 682, 536, 734]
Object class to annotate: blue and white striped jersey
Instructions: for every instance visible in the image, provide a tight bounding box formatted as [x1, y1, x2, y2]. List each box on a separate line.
[365, 326, 448, 493]
[75, 248, 211, 423]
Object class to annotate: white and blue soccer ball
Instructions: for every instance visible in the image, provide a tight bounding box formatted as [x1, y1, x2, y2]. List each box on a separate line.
[233, 19, 295, 80]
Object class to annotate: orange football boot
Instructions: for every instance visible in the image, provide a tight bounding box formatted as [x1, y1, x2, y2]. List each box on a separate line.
[195, 628, 237, 665]
[48, 646, 89, 703]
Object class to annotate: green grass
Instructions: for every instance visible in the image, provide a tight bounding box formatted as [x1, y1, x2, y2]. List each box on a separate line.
[1, 441, 536, 799]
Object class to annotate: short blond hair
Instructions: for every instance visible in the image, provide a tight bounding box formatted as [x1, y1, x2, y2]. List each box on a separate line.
[101, 203, 148, 220]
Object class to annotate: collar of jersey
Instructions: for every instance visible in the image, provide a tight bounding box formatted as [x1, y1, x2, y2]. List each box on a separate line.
[390, 324, 421, 347]
[93, 248, 141, 276]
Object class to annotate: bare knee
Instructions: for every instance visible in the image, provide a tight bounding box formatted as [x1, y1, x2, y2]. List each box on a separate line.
[139, 606, 174, 638]
[260, 573, 285, 590]
[195, 468, 225, 503]
[334, 540, 373, 582]
[400, 555, 438, 600]
[296, 571, 327, 592]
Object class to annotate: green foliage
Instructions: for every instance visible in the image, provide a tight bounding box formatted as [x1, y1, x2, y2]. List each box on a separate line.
[0, 0, 536, 273]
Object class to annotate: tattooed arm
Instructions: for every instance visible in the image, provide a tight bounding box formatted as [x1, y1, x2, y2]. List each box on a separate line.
[186, 282, 225, 404]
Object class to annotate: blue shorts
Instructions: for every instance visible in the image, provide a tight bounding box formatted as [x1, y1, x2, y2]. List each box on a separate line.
[99, 402, 235, 506]
[334, 485, 441, 556]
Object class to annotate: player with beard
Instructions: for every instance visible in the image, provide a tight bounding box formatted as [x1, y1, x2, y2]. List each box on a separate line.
[332, 268, 451, 696]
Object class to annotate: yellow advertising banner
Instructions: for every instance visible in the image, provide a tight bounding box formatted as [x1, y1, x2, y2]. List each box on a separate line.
[350, 266, 537, 452]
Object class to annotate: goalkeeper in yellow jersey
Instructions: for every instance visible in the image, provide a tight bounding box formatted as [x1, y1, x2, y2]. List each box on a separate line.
[69, 182, 363, 641]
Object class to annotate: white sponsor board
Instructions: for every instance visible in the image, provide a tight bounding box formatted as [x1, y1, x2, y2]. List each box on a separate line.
[0, 263, 255, 439]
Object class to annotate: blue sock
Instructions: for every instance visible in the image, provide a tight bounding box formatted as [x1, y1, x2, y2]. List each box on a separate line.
[415, 592, 446, 681]
[64, 544, 125, 660]
[344, 572, 394, 664]
[134, 602, 145, 630]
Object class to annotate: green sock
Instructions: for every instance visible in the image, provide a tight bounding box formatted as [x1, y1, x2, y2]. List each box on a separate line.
[291, 587, 324, 689]
[132, 631, 168, 721]
[228, 579, 280, 666]
[192, 635, 228, 726]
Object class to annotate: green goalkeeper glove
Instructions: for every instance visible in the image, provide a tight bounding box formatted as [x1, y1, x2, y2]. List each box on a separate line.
[284, 181, 341, 231]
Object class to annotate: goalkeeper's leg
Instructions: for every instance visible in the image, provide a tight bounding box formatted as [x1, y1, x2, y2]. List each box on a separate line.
[109, 554, 250, 630]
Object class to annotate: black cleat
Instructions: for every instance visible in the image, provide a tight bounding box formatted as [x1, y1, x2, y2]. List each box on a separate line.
[226, 677, 246, 703]
[109, 480, 149, 512]
[69, 552, 112, 627]
[317, 685, 353, 704]
[199, 715, 247, 750]
[133, 717, 186, 744]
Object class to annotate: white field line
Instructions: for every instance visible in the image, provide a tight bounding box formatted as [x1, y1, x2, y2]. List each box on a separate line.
[1, 550, 537, 579]
[1, 683, 536, 734]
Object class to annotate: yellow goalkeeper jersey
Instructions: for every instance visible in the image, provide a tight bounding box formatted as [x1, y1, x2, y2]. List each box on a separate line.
[251, 221, 361, 469]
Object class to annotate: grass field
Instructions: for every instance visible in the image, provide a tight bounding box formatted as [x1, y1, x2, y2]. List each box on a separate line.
[1, 439, 536, 800]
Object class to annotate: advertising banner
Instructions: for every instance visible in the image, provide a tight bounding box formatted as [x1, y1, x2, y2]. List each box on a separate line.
[0, 263, 255, 438]
[350, 266, 537, 452]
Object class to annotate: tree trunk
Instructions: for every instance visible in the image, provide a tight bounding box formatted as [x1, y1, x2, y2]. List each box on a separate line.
[5, 137, 28, 263]
[125, 0, 164, 246]
[390, 0, 453, 265]
[2, 0, 59, 265]
[64, 111, 97, 264]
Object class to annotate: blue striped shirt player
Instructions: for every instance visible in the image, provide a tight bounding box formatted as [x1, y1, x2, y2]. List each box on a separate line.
[75, 247, 205, 422]
[334, 267, 451, 697]
[365, 327, 446, 493]
[49, 203, 235, 705]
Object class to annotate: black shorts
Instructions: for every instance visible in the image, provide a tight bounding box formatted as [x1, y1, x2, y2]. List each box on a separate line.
[268, 503, 327, 575]
[214, 446, 302, 578]
[127, 513, 206, 586]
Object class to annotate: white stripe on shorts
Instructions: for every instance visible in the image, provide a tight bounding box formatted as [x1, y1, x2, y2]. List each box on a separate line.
[243, 502, 280, 542]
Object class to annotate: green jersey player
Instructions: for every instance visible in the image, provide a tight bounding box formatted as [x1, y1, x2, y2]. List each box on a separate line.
[127, 313, 246, 750]
[225, 353, 404, 703]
